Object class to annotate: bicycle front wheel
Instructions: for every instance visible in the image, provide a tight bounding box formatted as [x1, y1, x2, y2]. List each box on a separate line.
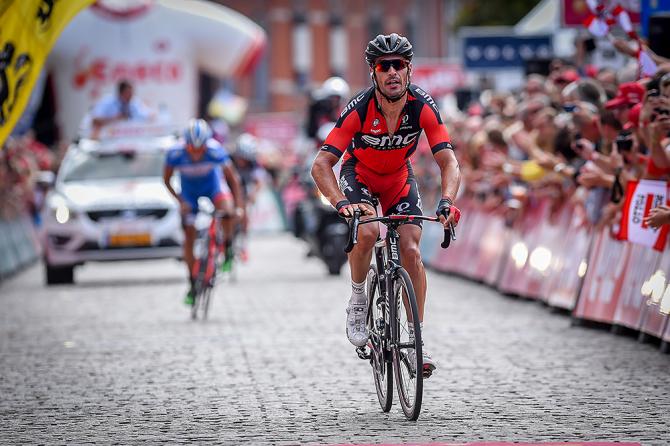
[391, 267, 423, 421]
[366, 264, 393, 412]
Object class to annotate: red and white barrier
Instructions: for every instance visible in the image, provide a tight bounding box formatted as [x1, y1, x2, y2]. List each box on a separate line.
[544, 205, 592, 310]
[422, 195, 670, 351]
[639, 249, 670, 339]
[497, 198, 553, 299]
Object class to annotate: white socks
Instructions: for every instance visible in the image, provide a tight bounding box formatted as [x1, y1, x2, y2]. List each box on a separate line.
[350, 279, 366, 305]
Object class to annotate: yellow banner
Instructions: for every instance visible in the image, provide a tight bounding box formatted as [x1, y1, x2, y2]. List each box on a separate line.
[0, 0, 94, 146]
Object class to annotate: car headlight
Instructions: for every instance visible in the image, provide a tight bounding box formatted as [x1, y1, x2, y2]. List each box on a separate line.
[47, 195, 77, 224]
[55, 204, 70, 224]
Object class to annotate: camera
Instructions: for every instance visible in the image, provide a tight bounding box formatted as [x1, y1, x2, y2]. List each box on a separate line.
[615, 131, 634, 152]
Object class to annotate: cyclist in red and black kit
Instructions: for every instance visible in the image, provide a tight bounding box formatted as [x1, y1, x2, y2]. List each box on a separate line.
[311, 33, 461, 376]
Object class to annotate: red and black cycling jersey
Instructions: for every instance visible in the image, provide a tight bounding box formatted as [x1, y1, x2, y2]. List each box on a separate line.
[321, 84, 453, 175]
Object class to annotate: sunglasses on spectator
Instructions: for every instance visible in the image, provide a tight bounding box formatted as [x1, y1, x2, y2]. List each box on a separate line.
[374, 59, 408, 72]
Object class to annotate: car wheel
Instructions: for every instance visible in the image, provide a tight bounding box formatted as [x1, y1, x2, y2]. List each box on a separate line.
[45, 263, 75, 285]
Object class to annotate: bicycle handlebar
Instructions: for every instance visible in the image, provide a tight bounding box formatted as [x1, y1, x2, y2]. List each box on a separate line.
[343, 210, 456, 253]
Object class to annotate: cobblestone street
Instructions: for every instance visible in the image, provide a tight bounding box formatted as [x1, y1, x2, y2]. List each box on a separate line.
[1, 234, 669, 445]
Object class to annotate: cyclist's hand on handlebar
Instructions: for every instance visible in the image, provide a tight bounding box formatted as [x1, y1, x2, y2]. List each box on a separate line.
[436, 198, 461, 228]
[235, 206, 245, 219]
[335, 199, 375, 218]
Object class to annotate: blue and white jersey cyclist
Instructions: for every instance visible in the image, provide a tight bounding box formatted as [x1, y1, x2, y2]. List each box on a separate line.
[163, 119, 244, 305]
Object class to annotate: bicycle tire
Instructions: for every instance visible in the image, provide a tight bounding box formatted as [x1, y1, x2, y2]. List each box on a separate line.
[201, 285, 212, 320]
[191, 233, 213, 321]
[391, 267, 423, 421]
[366, 264, 393, 412]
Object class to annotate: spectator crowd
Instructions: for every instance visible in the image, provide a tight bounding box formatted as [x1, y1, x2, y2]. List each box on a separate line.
[411, 38, 670, 239]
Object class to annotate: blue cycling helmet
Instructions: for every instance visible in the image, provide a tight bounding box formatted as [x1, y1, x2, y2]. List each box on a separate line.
[184, 118, 212, 148]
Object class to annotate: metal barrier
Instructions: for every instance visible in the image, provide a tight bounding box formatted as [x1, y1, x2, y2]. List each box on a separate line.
[0, 215, 40, 282]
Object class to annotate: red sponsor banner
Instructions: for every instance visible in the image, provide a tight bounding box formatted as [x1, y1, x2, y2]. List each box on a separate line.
[574, 228, 632, 323]
[613, 243, 663, 329]
[497, 198, 553, 299]
[430, 198, 475, 275]
[617, 179, 670, 252]
[243, 113, 300, 151]
[639, 248, 670, 338]
[544, 204, 592, 309]
[410, 62, 465, 98]
[639, 294, 668, 339]
[562, 0, 640, 27]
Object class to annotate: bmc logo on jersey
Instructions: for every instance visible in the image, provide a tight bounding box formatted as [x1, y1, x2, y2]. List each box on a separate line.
[340, 93, 366, 118]
[361, 130, 421, 150]
[413, 87, 439, 113]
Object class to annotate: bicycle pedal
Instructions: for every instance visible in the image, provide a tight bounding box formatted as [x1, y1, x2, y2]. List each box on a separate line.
[355, 346, 370, 360]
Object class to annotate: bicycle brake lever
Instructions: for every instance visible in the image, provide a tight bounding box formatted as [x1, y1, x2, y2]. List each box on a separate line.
[440, 222, 456, 249]
[344, 209, 361, 253]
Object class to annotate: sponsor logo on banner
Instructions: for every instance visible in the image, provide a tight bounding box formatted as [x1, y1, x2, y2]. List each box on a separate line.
[617, 179, 670, 251]
[72, 50, 182, 98]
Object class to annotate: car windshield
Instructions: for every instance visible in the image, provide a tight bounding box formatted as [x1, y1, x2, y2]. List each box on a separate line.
[60, 150, 164, 182]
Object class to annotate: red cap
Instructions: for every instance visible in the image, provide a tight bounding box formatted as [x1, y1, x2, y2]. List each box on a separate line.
[624, 102, 642, 130]
[605, 82, 645, 109]
[556, 69, 579, 84]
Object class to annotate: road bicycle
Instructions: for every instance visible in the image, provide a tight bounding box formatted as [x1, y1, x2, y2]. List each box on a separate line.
[190, 210, 234, 320]
[345, 209, 454, 420]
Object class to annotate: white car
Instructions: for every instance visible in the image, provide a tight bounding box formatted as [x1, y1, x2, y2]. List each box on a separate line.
[42, 130, 182, 285]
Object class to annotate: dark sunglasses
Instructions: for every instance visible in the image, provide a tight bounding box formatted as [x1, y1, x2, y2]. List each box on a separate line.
[374, 59, 408, 72]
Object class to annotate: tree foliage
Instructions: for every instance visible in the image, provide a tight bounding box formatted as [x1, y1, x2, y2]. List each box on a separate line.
[454, 0, 542, 29]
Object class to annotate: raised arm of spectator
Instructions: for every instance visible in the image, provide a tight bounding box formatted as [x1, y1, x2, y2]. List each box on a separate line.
[610, 36, 670, 66]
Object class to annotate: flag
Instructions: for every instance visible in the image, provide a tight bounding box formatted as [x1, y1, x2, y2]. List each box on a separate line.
[617, 179, 670, 251]
[0, 0, 94, 146]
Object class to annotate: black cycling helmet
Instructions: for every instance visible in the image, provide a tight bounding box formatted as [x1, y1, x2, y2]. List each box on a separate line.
[365, 33, 413, 65]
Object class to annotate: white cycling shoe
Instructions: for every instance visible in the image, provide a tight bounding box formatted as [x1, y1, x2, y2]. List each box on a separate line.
[345, 301, 369, 347]
[405, 348, 437, 378]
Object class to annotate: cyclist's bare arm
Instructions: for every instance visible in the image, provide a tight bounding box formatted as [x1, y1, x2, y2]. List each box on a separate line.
[434, 149, 461, 207]
[163, 165, 179, 201]
[311, 152, 374, 217]
[311, 151, 345, 206]
[222, 162, 245, 211]
[433, 149, 461, 227]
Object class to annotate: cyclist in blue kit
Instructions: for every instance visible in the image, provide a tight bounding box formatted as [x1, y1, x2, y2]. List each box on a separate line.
[163, 119, 245, 305]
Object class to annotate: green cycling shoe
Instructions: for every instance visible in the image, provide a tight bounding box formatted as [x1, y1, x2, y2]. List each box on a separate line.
[184, 288, 195, 306]
[221, 248, 234, 273]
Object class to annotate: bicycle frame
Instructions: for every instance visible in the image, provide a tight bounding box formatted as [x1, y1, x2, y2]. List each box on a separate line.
[192, 210, 230, 291]
[373, 223, 403, 350]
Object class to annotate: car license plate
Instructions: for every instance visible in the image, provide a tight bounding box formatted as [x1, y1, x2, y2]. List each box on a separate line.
[109, 233, 151, 247]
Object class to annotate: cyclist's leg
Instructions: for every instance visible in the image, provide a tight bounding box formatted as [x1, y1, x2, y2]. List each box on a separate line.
[212, 192, 235, 243]
[379, 162, 426, 321]
[179, 192, 199, 303]
[340, 159, 378, 346]
[382, 168, 435, 373]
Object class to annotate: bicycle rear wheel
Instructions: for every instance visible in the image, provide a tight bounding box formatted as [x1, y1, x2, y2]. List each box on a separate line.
[366, 264, 393, 412]
[391, 267, 423, 421]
